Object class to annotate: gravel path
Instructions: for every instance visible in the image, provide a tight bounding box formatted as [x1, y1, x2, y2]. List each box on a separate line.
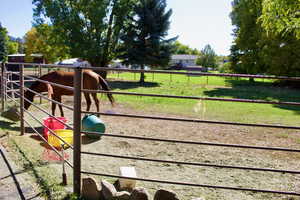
[0, 144, 43, 200]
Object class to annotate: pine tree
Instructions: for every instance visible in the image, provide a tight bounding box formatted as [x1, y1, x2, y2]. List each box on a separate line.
[0, 23, 8, 62]
[196, 44, 217, 70]
[118, 0, 176, 83]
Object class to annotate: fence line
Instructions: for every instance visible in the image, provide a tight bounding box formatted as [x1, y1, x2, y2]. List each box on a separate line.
[23, 117, 73, 168]
[2, 87, 73, 167]
[10, 81, 74, 111]
[3, 85, 73, 149]
[22, 93, 74, 134]
[82, 111, 300, 130]
[81, 131, 300, 152]
[2, 63, 300, 197]
[82, 89, 300, 106]
[6, 62, 300, 81]
[23, 74, 74, 91]
[81, 151, 300, 174]
[81, 171, 300, 196]
[25, 86, 74, 111]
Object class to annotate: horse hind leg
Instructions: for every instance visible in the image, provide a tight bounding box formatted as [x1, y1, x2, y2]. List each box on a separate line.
[91, 93, 100, 116]
[59, 105, 64, 117]
[52, 101, 56, 116]
[84, 93, 92, 112]
[53, 96, 64, 117]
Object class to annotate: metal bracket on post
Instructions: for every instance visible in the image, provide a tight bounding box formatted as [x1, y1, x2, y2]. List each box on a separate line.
[73, 66, 82, 196]
[20, 64, 25, 135]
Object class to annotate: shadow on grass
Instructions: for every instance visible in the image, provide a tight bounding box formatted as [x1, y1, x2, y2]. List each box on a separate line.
[9, 140, 53, 199]
[0, 120, 19, 132]
[204, 78, 300, 114]
[109, 80, 160, 90]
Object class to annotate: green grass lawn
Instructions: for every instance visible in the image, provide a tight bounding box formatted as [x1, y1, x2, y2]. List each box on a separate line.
[107, 72, 300, 126]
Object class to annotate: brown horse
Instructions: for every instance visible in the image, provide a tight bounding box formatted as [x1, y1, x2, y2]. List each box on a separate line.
[24, 70, 115, 116]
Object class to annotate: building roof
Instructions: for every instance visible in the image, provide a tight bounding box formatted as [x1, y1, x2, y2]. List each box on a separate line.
[8, 54, 43, 57]
[55, 58, 91, 67]
[171, 54, 199, 60]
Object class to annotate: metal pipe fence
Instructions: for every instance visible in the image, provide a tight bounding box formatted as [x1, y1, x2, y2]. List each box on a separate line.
[2, 85, 73, 168]
[81, 171, 300, 196]
[81, 151, 300, 174]
[82, 89, 300, 106]
[1, 62, 300, 197]
[82, 111, 300, 130]
[6, 62, 300, 81]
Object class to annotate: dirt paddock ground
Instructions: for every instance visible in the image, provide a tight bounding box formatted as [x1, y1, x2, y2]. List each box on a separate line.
[23, 96, 300, 200]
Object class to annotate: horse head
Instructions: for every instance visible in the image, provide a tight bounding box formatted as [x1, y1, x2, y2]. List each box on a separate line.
[24, 88, 35, 110]
[24, 80, 53, 110]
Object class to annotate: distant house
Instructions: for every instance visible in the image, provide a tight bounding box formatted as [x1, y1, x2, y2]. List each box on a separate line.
[7, 54, 45, 80]
[170, 54, 199, 67]
[109, 59, 128, 69]
[8, 53, 44, 64]
[55, 58, 91, 67]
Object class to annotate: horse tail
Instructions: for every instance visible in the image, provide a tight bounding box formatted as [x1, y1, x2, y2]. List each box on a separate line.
[98, 75, 115, 106]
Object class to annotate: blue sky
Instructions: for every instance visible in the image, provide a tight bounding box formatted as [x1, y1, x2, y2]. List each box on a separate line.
[0, 0, 234, 55]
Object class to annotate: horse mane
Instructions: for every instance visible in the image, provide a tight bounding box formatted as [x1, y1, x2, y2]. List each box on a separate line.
[29, 72, 57, 91]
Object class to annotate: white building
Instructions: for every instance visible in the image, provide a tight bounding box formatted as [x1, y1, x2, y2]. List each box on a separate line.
[170, 54, 199, 67]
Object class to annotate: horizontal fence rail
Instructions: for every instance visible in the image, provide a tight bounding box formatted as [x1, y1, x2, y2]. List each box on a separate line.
[2, 62, 300, 197]
[22, 93, 74, 132]
[23, 117, 73, 168]
[82, 151, 300, 174]
[82, 111, 300, 130]
[10, 81, 74, 111]
[2, 89, 73, 167]
[82, 89, 300, 106]
[81, 130, 300, 152]
[6, 62, 300, 81]
[81, 171, 300, 196]
[23, 74, 74, 91]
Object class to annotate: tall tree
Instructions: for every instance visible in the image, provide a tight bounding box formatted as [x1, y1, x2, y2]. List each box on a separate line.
[196, 44, 217, 70]
[173, 41, 200, 55]
[24, 24, 69, 63]
[118, 0, 176, 83]
[230, 0, 266, 75]
[230, 0, 300, 77]
[260, 0, 300, 40]
[0, 23, 8, 62]
[33, 0, 137, 78]
[10, 36, 25, 54]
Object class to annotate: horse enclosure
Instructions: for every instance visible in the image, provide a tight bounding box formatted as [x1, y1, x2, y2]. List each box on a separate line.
[1, 62, 300, 199]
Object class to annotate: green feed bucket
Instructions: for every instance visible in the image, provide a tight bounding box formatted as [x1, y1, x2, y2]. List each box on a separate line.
[82, 115, 105, 139]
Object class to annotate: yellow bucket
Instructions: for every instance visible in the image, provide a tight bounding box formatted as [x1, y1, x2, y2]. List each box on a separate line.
[48, 129, 73, 149]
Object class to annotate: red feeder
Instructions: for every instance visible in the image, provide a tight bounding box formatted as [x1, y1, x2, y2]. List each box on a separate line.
[42, 117, 67, 139]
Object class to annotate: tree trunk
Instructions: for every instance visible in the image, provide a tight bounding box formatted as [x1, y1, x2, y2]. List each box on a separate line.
[249, 77, 255, 83]
[91, 61, 108, 79]
[139, 64, 145, 83]
[101, 0, 117, 77]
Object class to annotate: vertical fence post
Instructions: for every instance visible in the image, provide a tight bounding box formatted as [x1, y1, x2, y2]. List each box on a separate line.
[73, 67, 82, 196]
[1, 63, 4, 111]
[3, 63, 7, 102]
[206, 76, 209, 86]
[19, 64, 25, 135]
[38, 64, 42, 104]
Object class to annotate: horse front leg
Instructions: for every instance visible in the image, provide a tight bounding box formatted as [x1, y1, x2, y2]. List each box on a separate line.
[91, 93, 100, 117]
[57, 96, 64, 117]
[52, 96, 64, 117]
[84, 93, 91, 112]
